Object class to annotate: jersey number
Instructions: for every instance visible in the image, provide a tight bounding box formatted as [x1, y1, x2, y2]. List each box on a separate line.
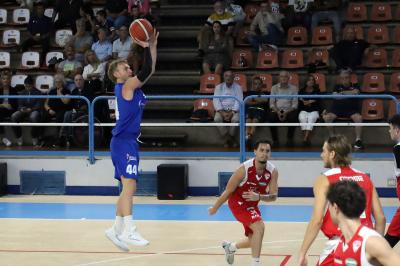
[126, 164, 137, 175]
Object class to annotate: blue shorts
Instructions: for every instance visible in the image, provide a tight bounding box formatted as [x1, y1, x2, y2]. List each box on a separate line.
[110, 137, 140, 181]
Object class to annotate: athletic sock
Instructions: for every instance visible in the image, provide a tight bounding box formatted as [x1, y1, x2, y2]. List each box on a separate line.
[122, 215, 133, 235]
[114, 216, 124, 235]
[252, 257, 260, 266]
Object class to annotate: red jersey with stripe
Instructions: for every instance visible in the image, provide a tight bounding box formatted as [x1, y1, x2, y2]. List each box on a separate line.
[228, 158, 275, 209]
[334, 225, 381, 266]
[321, 167, 374, 239]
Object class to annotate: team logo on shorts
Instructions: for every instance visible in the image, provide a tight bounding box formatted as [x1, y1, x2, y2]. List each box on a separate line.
[126, 153, 137, 163]
[345, 258, 358, 266]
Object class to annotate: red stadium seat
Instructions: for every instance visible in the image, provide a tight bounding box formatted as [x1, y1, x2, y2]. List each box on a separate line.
[312, 26, 333, 45]
[233, 73, 247, 92]
[371, 3, 392, 22]
[199, 74, 221, 94]
[392, 49, 400, 68]
[362, 73, 386, 93]
[394, 26, 400, 44]
[252, 73, 272, 93]
[231, 49, 253, 69]
[346, 3, 367, 22]
[389, 100, 399, 119]
[281, 49, 304, 69]
[342, 25, 364, 40]
[367, 25, 389, 44]
[361, 99, 384, 121]
[363, 48, 388, 68]
[308, 48, 329, 67]
[256, 50, 278, 69]
[192, 99, 215, 120]
[286, 26, 308, 46]
[311, 73, 327, 93]
[390, 73, 400, 94]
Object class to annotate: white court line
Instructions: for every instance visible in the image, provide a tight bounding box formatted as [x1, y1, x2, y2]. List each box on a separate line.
[74, 237, 326, 266]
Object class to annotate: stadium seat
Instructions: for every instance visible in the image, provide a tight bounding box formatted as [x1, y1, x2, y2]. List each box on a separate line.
[252, 73, 272, 93]
[308, 48, 329, 67]
[231, 49, 253, 69]
[44, 8, 58, 21]
[12, 8, 30, 24]
[346, 3, 367, 22]
[55, 29, 73, 47]
[192, 99, 215, 119]
[311, 26, 333, 45]
[342, 25, 364, 40]
[93, 7, 103, 15]
[21, 51, 40, 69]
[198, 73, 221, 94]
[256, 50, 278, 69]
[281, 49, 304, 69]
[390, 73, 400, 94]
[0, 51, 10, 69]
[367, 25, 389, 44]
[288, 72, 299, 88]
[233, 73, 247, 92]
[244, 4, 259, 24]
[361, 99, 384, 120]
[361, 73, 386, 93]
[235, 26, 250, 46]
[45, 51, 64, 67]
[286, 26, 308, 46]
[0, 9, 7, 24]
[371, 3, 392, 22]
[2, 29, 20, 46]
[311, 73, 327, 93]
[394, 26, 400, 44]
[392, 49, 400, 68]
[35, 75, 54, 91]
[363, 48, 388, 68]
[396, 4, 400, 22]
[388, 100, 399, 119]
[11, 74, 27, 87]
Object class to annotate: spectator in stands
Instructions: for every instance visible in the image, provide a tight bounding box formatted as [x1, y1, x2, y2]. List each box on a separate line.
[53, 0, 83, 33]
[20, 1, 52, 65]
[43, 74, 73, 146]
[298, 75, 322, 146]
[197, 1, 234, 57]
[16, 0, 33, 9]
[127, 0, 151, 16]
[225, 0, 245, 36]
[268, 71, 298, 147]
[57, 45, 83, 91]
[323, 70, 364, 149]
[0, 74, 18, 147]
[79, 2, 96, 34]
[245, 76, 269, 147]
[91, 28, 113, 62]
[128, 4, 156, 26]
[311, 0, 341, 42]
[248, 1, 284, 51]
[82, 50, 106, 95]
[112, 24, 133, 60]
[67, 18, 93, 64]
[126, 44, 143, 75]
[202, 21, 231, 75]
[105, 0, 129, 30]
[213, 70, 243, 148]
[330, 26, 371, 71]
[282, 0, 312, 31]
[60, 74, 91, 147]
[11, 76, 42, 147]
[95, 9, 115, 40]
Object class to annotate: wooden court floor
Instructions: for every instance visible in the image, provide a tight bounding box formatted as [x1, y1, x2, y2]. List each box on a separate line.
[0, 196, 398, 266]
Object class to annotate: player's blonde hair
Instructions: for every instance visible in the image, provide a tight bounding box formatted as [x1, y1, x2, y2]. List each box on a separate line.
[107, 59, 128, 83]
[325, 135, 352, 167]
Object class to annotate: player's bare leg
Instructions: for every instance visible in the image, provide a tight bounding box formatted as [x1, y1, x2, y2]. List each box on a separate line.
[249, 221, 265, 266]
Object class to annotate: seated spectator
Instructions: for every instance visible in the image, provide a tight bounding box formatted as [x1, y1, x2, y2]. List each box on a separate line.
[53, 0, 83, 33]
[268, 71, 298, 146]
[128, 4, 156, 25]
[105, 0, 129, 30]
[245, 76, 269, 146]
[323, 70, 364, 149]
[197, 1, 234, 56]
[213, 70, 243, 148]
[330, 26, 371, 71]
[0, 74, 18, 147]
[79, 2, 96, 34]
[82, 50, 106, 95]
[20, 1, 52, 65]
[92, 28, 113, 62]
[16, 0, 33, 9]
[128, 0, 151, 16]
[43, 74, 73, 146]
[67, 18, 93, 64]
[282, 0, 312, 31]
[57, 45, 83, 91]
[311, 0, 341, 42]
[95, 9, 116, 40]
[60, 74, 92, 147]
[298, 75, 322, 146]
[225, 0, 245, 36]
[202, 21, 231, 75]
[248, 1, 284, 51]
[11, 76, 43, 147]
[112, 24, 133, 60]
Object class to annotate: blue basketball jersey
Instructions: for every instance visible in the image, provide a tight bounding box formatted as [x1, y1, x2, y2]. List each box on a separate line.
[112, 83, 146, 139]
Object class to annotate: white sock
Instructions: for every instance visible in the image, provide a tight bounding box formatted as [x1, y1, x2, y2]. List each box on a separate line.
[122, 215, 134, 235]
[114, 216, 123, 235]
[252, 257, 260, 266]
[229, 242, 237, 252]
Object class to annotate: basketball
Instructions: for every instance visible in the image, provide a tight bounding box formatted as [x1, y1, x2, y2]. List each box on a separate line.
[129, 19, 154, 42]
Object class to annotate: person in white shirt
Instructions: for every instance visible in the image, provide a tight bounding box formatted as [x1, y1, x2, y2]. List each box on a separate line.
[82, 50, 106, 82]
[112, 24, 133, 60]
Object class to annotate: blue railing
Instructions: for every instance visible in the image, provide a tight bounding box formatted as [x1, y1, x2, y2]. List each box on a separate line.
[0, 94, 398, 164]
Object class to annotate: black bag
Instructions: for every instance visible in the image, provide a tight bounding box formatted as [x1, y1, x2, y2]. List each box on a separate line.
[189, 109, 212, 122]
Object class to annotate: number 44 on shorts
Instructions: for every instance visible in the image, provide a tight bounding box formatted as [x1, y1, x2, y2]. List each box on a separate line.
[126, 164, 137, 175]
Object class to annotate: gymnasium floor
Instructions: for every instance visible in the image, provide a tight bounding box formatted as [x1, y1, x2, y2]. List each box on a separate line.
[0, 196, 399, 266]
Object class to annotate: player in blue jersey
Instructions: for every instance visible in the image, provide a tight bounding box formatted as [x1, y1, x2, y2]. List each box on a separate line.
[105, 30, 158, 251]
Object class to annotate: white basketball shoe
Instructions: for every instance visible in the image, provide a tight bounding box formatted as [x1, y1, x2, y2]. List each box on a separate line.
[105, 227, 129, 252]
[222, 241, 235, 264]
[119, 226, 150, 246]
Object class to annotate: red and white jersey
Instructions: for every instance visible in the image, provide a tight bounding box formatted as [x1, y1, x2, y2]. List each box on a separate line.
[228, 158, 275, 209]
[334, 225, 381, 266]
[321, 167, 374, 239]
